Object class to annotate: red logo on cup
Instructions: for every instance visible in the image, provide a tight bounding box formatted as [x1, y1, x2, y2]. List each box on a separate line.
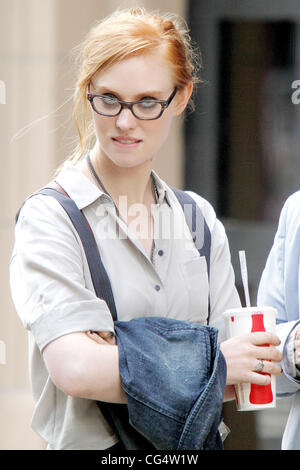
[249, 314, 273, 404]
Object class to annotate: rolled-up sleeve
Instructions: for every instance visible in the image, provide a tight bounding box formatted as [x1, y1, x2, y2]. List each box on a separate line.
[10, 194, 114, 352]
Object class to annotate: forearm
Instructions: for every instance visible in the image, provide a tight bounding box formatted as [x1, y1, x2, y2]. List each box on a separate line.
[75, 343, 126, 402]
[43, 332, 126, 403]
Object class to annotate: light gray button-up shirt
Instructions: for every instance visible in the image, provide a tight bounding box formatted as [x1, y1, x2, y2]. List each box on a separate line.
[258, 191, 300, 449]
[10, 161, 240, 449]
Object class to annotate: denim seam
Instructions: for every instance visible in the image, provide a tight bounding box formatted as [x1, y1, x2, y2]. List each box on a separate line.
[123, 385, 185, 423]
[204, 332, 210, 384]
[179, 375, 213, 445]
[177, 347, 225, 449]
[139, 319, 215, 335]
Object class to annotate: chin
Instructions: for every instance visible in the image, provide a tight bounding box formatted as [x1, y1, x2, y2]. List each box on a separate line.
[110, 155, 152, 170]
[115, 161, 149, 170]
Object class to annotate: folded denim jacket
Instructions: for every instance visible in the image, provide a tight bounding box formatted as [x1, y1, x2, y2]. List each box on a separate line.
[110, 316, 227, 450]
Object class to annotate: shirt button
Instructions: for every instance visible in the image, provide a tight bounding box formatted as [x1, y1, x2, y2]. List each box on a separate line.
[155, 285, 161, 291]
[158, 250, 164, 256]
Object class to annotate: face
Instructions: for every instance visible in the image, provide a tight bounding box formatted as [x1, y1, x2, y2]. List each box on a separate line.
[90, 51, 191, 170]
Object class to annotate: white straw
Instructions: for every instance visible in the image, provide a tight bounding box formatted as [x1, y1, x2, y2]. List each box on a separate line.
[239, 250, 251, 307]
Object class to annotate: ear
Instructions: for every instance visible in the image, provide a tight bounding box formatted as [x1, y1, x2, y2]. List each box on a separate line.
[173, 82, 194, 116]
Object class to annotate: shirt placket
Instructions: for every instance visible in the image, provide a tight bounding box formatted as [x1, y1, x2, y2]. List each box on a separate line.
[151, 203, 173, 282]
[105, 198, 169, 314]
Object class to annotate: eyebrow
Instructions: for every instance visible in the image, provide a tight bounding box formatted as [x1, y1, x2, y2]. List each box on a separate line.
[91, 85, 165, 100]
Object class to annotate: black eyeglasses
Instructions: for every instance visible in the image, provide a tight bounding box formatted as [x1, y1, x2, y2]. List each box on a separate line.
[87, 87, 177, 120]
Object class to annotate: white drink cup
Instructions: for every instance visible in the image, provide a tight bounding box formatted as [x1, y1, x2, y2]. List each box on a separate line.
[223, 306, 277, 411]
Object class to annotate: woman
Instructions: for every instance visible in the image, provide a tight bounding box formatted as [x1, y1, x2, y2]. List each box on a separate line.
[258, 191, 300, 450]
[10, 7, 282, 450]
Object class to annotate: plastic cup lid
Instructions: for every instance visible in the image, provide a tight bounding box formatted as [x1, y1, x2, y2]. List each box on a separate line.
[222, 306, 277, 317]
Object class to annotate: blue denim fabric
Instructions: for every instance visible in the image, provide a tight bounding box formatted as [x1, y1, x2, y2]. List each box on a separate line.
[114, 317, 227, 450]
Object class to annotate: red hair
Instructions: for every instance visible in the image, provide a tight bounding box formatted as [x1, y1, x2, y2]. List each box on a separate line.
[63, 7, 201, 168]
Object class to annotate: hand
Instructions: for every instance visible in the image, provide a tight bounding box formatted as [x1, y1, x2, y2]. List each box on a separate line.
[220, 331, 282, 386]
[294, 327, 300, 370]
[86, 330, 116, 346]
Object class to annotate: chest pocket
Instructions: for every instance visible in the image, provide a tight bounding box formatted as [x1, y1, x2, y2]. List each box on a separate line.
[182, 256, 209, 324]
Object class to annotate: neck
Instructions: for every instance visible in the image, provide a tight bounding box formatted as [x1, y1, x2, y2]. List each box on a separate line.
[89, 146, 155, 208]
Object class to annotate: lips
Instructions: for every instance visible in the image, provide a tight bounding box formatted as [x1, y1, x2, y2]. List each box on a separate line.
[112, 136, 142, 150]
[112, 136, 142, 145]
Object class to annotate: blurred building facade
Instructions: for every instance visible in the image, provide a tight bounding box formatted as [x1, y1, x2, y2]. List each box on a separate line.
[1, 0, 300, 450]
[186, 0, 300, 450]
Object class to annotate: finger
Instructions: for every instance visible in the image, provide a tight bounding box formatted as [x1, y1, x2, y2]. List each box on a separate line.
[294, 339, 300, 350]
[294, 350, 300, 367]
[253, 359, 282, 376]
[295, 328, 300, 341]
[248, 371, 272, 386]
[103, 335, 116, 345]
[255, 345, 282, 362]
[86, 331, 107, 344]
[98, 331, 116, 345]
[249, 331, 281, 346]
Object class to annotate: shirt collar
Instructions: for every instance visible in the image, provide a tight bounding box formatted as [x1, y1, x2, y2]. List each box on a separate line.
[151, 169, 171, 207]
[54, 160, 171, 210]
[55, 162, 105, 210]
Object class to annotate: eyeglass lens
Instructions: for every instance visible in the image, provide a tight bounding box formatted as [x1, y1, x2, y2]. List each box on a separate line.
[92, 95, 163, 119]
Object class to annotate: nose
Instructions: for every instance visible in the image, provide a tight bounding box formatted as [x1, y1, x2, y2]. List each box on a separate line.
[115, 108, 137, 131]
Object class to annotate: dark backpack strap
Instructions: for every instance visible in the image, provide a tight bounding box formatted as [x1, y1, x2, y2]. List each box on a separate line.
[17, 185, 118, 322]
[172, 188, 211, 322]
